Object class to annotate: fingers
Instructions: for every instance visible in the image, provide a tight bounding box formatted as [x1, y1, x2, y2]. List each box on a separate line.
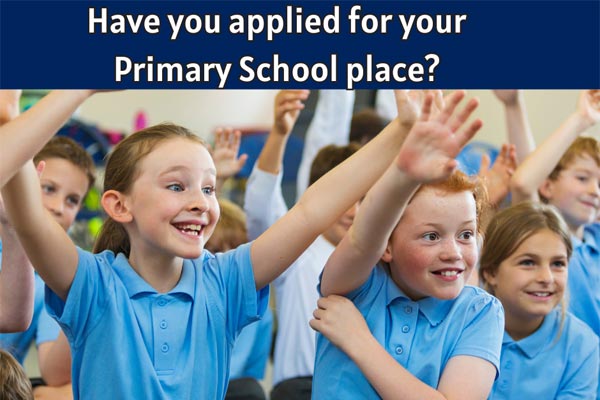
[214, 127, 242, 151]
[275, 90, 309, 114]
[419, 93, 434, 122]
[456, 118, 483, 146]
[478, 153, 491, 175]
[448, 97, 479, 133]
[436, 90, 466, 124]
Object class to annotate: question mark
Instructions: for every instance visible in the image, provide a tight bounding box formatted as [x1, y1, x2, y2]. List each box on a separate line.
[425, 54, 440, 82]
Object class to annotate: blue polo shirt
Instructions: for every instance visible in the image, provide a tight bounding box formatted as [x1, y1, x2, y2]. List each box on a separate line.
[45, 243, 269, 399]
[568, 224, 600, 336]
[0, 241, 60, 363]
[313, 264, 504, 399]
[490, 308, 599, 400]
[229, 307, 273, 380]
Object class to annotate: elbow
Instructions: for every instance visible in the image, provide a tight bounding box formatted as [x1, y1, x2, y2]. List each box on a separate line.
[509, 175, 533, 200]
[0, 314, 33, 333]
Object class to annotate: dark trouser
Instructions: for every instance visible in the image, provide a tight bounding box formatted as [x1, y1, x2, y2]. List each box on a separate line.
[225, 377, 266, 400]
[270, 376, 312, 400]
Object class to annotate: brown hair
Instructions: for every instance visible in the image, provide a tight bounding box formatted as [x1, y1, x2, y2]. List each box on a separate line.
[547, 136, 600, 181]
[0, 350, 33, 400]
[309, 143, 361, 186]
[479, 201, 572, 334]
[93, 123, 207, 256]
[205, 198, 247, 253]
[349, 108, 387, 145]
[34, 136, 96, 191]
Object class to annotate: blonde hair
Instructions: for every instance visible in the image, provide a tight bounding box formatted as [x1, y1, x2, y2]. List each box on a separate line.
[205, 198, 247, 253]
[479, 201, 572, 335]
[546, 136, 600, 183]
[0, 350, 33, 400]
[93, 123, 207, 256]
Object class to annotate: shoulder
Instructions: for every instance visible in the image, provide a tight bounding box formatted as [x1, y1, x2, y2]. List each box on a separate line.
[563, 312, 600, 352]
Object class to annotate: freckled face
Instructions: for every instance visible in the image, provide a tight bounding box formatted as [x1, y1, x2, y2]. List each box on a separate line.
[383, 188, 478, 301]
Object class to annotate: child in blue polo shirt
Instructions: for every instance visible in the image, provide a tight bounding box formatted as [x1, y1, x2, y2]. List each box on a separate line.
[0, 89, 478, 399]
[510, 90, 600, 337]
[311, 93, 504, 399]
[480, 201, 599, 399]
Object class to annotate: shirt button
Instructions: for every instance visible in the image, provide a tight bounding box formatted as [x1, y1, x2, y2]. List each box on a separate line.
[161, 343, 169, 353]
[404, 306, 413, 314]
[402, 325, 410, 333]
[157, 298, 167, 306]
[395, 346, 403, 355]
[160, 320, 168, 329]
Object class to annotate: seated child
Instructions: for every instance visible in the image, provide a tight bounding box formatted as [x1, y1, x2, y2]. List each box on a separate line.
[480, 201, 599, 399]
[311, 92, 504, 399]
[0, 348, 33, 400]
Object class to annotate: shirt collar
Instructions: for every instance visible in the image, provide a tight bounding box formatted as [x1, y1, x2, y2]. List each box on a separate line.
[583, 223, 599, 252]
[385, 274, 454, 326]
[113, 252, 196, 300]
[502, 308, 559, 358]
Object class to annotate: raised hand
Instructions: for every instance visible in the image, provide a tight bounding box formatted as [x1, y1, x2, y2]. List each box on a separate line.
[394, 89, 444, 127]
[0, 90, 22, 124]
[309, 295, 371, 355]
[478, 144, 517, 206]
[396, 91, 483, 183]
[577, 89, 600, 126]
[211, 128, 248, 182]
[272, 90, 310, 136]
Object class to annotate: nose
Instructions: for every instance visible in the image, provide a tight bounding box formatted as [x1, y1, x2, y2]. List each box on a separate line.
[536, 264, 554, 284]
[588, 178, 600, 197]
[188, 190, 210, 213]
[439, 239, 462, 262]
[44, 196, 64, 217]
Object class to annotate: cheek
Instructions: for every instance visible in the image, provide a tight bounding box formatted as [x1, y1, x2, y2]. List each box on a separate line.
[463, 246, 479, 269]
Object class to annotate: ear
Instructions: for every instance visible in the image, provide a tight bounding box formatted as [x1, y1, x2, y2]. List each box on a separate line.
[538, 178, 555, 200]
[101, 190, 132, 223]
[381, 240, 394, 263]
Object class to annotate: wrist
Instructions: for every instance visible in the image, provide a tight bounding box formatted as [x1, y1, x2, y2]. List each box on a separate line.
[570, 111, 594, 131]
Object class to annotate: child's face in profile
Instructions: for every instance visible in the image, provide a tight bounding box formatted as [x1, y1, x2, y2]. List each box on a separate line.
[322, 202, 359, 246]
[40, 157, 89, 231]
[123, 138, 220, 261]
[541, 154, 600, 231]
[382, 187, 478, 301]
[484, 229, 567, 336]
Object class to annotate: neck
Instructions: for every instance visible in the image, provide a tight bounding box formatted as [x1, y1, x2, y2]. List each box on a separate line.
[504, 313, 544, 341]
[128, 248, 184, 293]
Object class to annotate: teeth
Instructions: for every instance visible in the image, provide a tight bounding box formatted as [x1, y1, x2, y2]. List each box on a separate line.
[440, 270, 459, 277]
[531, 292, 550, 297]
[175, 224, 203, 234]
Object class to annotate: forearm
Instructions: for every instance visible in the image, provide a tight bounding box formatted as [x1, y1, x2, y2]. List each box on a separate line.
[1, 163, 77, 300]
[0, 224, 34, 332]
[321, 164, 419, 295]
[38, 333, 72, 386]
[348, 335, 446, 400]
[511, 112, 593, 203]
[0, 90, 91, 186]
[256, 129, 289, 174]
[504, 96, 535, 163]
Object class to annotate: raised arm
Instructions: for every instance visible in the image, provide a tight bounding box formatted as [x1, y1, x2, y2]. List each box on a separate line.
[510, 90, 600, 204]
[244, 90, 308, 239]
[0, 90, 92, 187]
[321, 91, 482, 296]
[493, 90, 535, 163]
[310, 295, 496, 400]
[250, 90, 441, 289]
[0, 199, 34, 332]
[296, 90, 355, 198]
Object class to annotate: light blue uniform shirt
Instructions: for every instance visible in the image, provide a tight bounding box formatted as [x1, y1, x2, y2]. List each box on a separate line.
[489, 308, 599, 400]
[568, 224, 600, 336]
[45, 243, 269, 399]
[0, 242, 60, 363]
[229, 307, 273, 380]
[313, 264, 504, 399]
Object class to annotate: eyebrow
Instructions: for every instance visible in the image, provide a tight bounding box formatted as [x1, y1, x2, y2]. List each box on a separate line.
[421, 219, 476, 229]
[159, 165, 216, 177]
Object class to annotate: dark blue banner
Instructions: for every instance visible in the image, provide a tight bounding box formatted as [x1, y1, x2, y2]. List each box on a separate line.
[0, 1, 598, 89]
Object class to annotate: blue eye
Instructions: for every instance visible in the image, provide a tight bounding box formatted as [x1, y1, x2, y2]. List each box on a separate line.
[518, 259, 535, 267]
[167, 184, 184, 192]
[552, 260, 567, 268]
[202, 186, 215, 195]
[66, 196, 81, 207]
[41, 184, 55, 194]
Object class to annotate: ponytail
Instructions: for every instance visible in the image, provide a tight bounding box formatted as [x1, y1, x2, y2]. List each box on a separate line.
[93, 218, 130, 256]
